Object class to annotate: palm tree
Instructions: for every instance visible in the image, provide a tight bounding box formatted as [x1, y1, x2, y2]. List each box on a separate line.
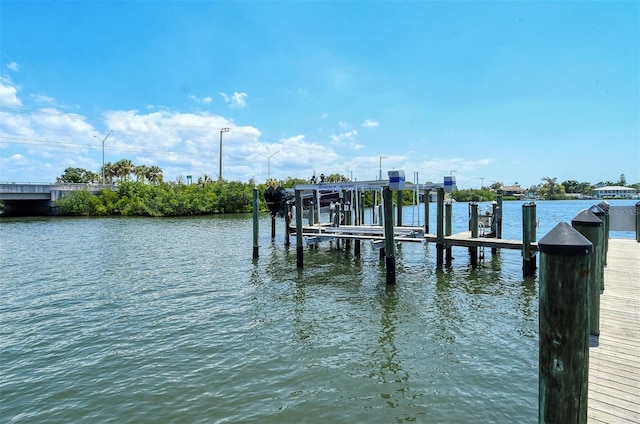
[114, 159, 135, 181]
[134, 165, 150, 182]
[541, 177, 557, 196]
[102, 162, 117, 184]
[147, 165, 163, 184]
[540, 177, 565, 200]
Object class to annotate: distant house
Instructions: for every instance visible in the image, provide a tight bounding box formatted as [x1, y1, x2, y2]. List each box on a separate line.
[500, 184, 525, 198]
[593, 186, 637, 199]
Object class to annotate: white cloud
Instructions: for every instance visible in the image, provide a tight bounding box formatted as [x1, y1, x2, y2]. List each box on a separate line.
[329, 129, 364, 150]
[189, 94, 213, 104]
[220, 91, 248, 108]
[31, 94, 56, 105]
[6, 62, 20, 72]
[0, 79, 22, 106]
[362, 119, 379, 128]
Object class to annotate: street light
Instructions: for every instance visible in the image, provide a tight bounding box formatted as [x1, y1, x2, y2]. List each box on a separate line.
[379, 155, 388, 180]
[346, 162, 357, 181]
[218, 127, 231, 180]
[94, 130, 112, 184]
[260, 150, 279, 180]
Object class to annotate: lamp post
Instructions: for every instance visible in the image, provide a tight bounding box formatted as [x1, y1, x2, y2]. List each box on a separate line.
[218, 127, 230, 180]
[346, 162, 357, 181]
[260, 150, 279, 180]
[379, 155, 388, 180]
[94, 130, 112, 184]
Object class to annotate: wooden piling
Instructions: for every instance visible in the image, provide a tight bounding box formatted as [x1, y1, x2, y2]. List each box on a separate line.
[308, 202, 315, 226]
[522, 202, 537, 276]
[372, 191, 378, 225]
[597, 201, 610, 264]
[436, 188, 445, 267]
[383, 187, 396, 284]
[360, 191, 365, 226]
[572, 209, 603, 337]
[252, 188, 259, 259]
[396, 189, 403, 226]
[469, 202, 478, 266]
[271, 215, 276, 239]
[295, 189, 303, 268]
[445, 201, 453, 264]
[589, 205, 606, 292]
[424, 190, 430, 234]
[284, 202, 291, 246]
[491, 199, 499, 255]
[496, 190, 503, 239]
[538, 222, 592, 424]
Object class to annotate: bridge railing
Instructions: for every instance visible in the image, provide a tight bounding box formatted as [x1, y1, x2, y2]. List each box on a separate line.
[0, 182, 115, 193]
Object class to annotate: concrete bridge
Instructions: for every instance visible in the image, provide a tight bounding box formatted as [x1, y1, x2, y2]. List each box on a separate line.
[0, 182, 113, 215]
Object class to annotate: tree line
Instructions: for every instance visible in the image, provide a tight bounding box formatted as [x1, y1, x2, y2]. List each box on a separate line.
[53, 162, 638, 216]
[56, 159, 163, 184]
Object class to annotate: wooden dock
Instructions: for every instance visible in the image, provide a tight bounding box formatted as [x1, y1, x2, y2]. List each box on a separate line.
[588, 238, 640, 423]
[424, 231, 539, 251]
[298, 226, 538, 251]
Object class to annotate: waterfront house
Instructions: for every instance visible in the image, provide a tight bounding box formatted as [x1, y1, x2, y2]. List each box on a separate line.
[593, 186, 637, 199]
[501, 184, 526, 198]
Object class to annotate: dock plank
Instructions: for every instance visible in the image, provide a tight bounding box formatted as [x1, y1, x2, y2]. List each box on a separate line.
[588, 238, 640, 424]
[424, 231, 538, 250]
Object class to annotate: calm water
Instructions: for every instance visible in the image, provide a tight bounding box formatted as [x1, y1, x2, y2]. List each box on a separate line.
[1, 200, 635, 423]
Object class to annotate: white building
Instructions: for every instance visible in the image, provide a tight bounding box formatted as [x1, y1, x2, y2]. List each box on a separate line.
[593, 186, 637, 199]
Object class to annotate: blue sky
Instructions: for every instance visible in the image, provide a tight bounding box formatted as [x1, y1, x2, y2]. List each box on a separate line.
[1, 1, 638, 188]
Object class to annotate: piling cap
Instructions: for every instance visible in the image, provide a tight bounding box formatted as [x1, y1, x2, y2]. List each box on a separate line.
[522, 201, 536, 207]
[598, 201, 610, 212]
[572, 209, 602, 227]
[539, 222, 593, 255]
[588, 204, 605, 216]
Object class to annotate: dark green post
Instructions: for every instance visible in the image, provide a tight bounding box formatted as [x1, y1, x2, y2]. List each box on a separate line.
[597, 201, 610, 264]
[572, 209, 603, 338]
[436, 188, 445, 267]
[252, 188, 259, 259]
[372, 191, 378, 225]
[445, 201, 453, 264]
[522, 202, 537, 276]
[469, 202, 478, 266]
[284, 202, 291, 246]
[383, 187, 396, 284]
[271, 215, 276, 240]
[588, 205, 606, 292]
[396, 189, 403, 226]
[496, 190, 503, 240]
[360, 191, 365, 226]
[335, 199, 342, 228]
[345, 192, 352, 250]
[491, 198, 500, 255]
[424, 189, 430, 234]
[308, 202, 315, 226]
[538, 222, 592, 424]
[295, 189, 303, 268]
[345, 191, 352, 225]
